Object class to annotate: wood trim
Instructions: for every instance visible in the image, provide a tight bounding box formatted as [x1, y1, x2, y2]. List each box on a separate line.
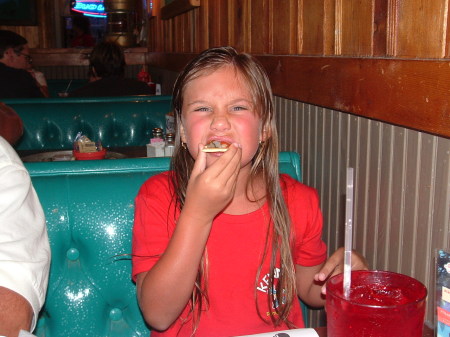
[145, 52, 450, 138]
[145, 51, 195, 71]
[30, 48, 149, 66]
[256, 56, 449, 138]
[161, 0, 200, 20]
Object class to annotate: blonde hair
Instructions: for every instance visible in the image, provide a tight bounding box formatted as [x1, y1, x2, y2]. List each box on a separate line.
[169, 46, 297, 330]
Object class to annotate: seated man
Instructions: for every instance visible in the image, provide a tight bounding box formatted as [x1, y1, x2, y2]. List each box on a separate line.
[0, 30, 44, 99]
[0, 130, 50, 336]
[69, 41, 153, 97]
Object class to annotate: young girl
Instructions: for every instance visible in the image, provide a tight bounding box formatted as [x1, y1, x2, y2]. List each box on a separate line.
[132, 46, 367, 336]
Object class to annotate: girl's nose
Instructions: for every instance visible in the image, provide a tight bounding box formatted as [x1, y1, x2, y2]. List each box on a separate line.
[210, 113, 231, 131]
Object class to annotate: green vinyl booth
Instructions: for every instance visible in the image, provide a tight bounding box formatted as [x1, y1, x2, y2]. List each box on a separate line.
[25, 152, 306, 336]
[2, 95, 172, 152]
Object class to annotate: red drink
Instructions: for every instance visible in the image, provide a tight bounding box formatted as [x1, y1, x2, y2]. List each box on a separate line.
[326, 270, 427, 337]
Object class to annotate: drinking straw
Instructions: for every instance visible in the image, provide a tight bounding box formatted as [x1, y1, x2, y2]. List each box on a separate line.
[343, 167, 354, 298]
[64, 79, 73, 93]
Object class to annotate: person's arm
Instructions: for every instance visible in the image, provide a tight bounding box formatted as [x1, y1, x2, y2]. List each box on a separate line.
[136, 144, 242, 331]
[0, 137, 50, 334]
[295, 248, 369, 307]
[0, 287, 33, 336]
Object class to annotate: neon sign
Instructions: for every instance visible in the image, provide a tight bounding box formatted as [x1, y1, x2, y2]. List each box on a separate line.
[72, 0, 106, 18]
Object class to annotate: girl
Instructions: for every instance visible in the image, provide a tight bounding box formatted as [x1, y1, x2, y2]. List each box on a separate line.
[132, 46, 367, 336]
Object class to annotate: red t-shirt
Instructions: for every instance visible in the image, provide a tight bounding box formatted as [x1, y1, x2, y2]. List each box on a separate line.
[132, 173, 327, 337]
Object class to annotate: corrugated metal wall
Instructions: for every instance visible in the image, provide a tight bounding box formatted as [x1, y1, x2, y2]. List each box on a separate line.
[275, 96, 450, 327]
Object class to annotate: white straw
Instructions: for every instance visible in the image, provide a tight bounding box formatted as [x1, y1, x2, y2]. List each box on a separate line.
[64, 79, 73, 93]
[343, 167, 354, 298]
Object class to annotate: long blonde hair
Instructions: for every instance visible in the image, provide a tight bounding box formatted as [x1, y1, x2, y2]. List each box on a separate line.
[169, 46, 297, 330]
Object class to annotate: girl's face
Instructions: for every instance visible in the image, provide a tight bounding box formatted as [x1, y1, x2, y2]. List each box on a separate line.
[180, 65, 265, 169]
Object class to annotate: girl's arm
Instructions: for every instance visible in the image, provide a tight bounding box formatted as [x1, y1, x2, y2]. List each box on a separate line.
[295, 248, 368, 308]
[295, 263, 326, 308]
[136, 144, 242, 331]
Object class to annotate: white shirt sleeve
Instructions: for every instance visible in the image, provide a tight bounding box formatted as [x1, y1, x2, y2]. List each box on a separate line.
[31, 70, 48, 87]
[0, 136, 50, 332]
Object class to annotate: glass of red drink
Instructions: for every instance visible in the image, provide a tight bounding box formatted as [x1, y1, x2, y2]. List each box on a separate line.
[326, 270, 427, 337]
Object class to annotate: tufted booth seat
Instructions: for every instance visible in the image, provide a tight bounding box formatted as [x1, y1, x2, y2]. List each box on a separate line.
[2, 95, 172, 151]
[24, 152, 304, 336]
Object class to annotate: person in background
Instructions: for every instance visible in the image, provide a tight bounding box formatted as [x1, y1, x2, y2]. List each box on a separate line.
[69, 41, 153, 97]
[0, 30, 44, 99]
[70, 15, 96, 48]
[0, 127, 51, 335]
[132, 46, 368, 336]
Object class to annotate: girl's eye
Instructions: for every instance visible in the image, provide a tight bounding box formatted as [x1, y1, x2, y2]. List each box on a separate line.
[232, 106, 248, 111]
[194, 107, 210, 112]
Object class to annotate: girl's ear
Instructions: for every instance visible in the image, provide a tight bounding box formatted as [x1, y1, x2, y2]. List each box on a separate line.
[179, 122, 187, 143]
[260, 124, 271, 142]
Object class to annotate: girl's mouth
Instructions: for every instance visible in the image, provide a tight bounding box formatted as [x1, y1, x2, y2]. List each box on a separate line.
[202, 140, 231, 152]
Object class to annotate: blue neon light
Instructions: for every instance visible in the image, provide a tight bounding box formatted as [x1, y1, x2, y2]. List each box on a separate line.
[72, 0, 106, 17]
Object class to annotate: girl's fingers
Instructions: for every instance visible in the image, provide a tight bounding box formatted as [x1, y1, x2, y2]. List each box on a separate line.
[191, 143, 207, 178]
[314, 248, 369, 283]
[215, 143, 241, 182]
[190, 142, 241, 197]
[224, 144, 242, 189]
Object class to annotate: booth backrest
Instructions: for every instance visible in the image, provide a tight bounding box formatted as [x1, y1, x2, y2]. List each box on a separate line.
[25, 152, 302, 336]
[3, 95, 172, 151]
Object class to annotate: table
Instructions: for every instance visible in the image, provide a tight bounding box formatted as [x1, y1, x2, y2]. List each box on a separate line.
[314, 324, 434, 336]
[18, 146, 148, 162]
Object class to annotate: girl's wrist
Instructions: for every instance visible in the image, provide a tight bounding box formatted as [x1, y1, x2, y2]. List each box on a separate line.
[178, 205, 215, 229]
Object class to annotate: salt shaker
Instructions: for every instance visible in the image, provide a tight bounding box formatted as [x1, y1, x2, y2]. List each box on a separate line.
[164, 133, 175, 156]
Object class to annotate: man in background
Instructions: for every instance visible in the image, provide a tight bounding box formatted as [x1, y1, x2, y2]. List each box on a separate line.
[0, 30, 44, 98]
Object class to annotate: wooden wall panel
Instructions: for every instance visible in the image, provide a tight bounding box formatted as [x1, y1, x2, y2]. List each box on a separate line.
[391, 0, 449, 58]
[147, 1, 450, 60]
[258, 55, 450, 138]
[0, 0, 55, 48]
[446, 3, 450, 58]
[228, 0, 249, 53]
[373, 0, 388, 56]
[249, 0, 270, 53]
[145, 0, 450, 61]
[193, 5, 204, 52]
[323, 0, 336, 55]
[271, 0, 298, 54]
[173, 15, 183, 51]
[148, 17, 157, 51]
[339, 0, 374, 56]
[182, 11, 193, 52]
[206, 0, 229, 49]
[299, 0, 325, 55]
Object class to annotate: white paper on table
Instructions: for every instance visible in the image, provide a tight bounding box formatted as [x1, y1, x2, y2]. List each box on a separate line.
[237, 328, 319, 337]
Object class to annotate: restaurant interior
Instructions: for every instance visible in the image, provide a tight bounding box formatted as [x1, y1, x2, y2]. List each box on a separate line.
[1, 0, 449, 336]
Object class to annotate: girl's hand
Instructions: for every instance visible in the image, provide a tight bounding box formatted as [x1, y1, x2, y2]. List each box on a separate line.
[314, 247, 369, 294]
[183, 143, 242, 223]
